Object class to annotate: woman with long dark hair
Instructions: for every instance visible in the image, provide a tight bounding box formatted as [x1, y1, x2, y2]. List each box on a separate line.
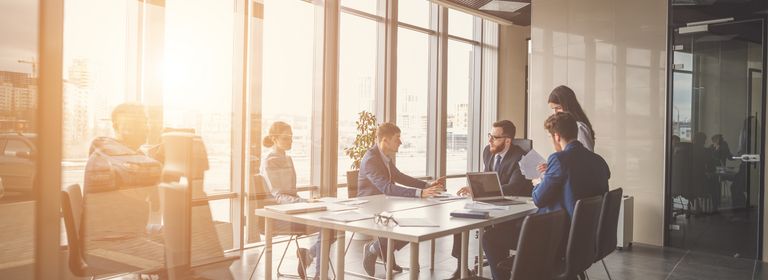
[548, 85, 596, 151]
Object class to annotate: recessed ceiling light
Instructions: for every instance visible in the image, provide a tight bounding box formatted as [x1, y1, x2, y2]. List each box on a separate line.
[480, 1, 529, 13]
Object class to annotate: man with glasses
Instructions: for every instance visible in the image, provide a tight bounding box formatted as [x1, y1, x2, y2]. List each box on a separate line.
[451, 120, 533, 280]
[359, 122, 446, 277]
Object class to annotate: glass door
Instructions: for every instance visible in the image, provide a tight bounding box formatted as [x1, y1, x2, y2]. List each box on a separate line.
[668, 19, 764, 259]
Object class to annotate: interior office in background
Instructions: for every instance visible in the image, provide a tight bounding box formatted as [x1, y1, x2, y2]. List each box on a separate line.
[2, 0, 768, 279]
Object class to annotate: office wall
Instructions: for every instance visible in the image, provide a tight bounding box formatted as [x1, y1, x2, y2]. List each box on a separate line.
[498, 24, 530, 137]
[529, 0, 668, 245]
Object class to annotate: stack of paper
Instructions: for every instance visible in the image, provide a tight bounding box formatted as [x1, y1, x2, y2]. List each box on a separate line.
[320, 211, 371, 222]
[519, 149, 546, 180]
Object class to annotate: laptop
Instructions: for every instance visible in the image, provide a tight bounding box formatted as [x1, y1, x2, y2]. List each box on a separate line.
[265, 202, 328, 214]
[466, 172, 526, 206]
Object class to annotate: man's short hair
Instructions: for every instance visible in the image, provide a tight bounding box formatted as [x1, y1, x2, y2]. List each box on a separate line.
[111, 103, 146, 126]
[544, 112, 578, 140]
[492, 120, 516, 138]
[377, 122, 401, 142]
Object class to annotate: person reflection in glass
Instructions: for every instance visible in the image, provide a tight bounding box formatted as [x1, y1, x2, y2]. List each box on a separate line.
[262, 121, 335, 279]
[691, 132, 719, 213]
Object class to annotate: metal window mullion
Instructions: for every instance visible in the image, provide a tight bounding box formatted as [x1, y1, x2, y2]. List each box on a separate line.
[397, 21, 435, 36]
[37, 0, 64, 279]
[377, 0, 396, 123]
[341, 6, 384, 22]
[480, 20, 498, 171]
[427, 4, 447, 179]
[467, 18, 484, 172]
[311, 0, 340, 197]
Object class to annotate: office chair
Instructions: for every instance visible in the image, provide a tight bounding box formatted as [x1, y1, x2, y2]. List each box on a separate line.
[62, 184, 94, 280]
[250, 174, 334, 279]
[554, 195, 603, 280]
[496, 209, 567, 279]
[511, 139, 533, 154]
[595, 188, 623, 280]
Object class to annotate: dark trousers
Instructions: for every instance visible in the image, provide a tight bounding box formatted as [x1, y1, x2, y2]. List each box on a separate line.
[372, 238, 408, 257]
[481, 219, 523, 280]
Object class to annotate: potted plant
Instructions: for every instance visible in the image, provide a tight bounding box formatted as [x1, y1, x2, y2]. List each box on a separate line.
[343, 111, 377, 198]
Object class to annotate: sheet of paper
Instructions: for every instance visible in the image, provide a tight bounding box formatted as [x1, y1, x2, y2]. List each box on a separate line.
[319, 211, 372, 222]
[519, 148, 547, 180]
[464, 202, 509, 211]
[396, 218, 439, 227]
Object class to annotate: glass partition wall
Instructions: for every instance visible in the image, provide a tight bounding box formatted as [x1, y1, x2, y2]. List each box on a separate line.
[667, 15, 766, 259]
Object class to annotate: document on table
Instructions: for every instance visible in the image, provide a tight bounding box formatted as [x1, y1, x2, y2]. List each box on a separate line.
[519, 149, 547, 180]
[396, 218, 439, 227]
[464, 202, 509, 211]
[320, 211, 372, 222]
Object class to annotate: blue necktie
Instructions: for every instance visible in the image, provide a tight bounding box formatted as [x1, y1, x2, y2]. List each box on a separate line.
[494, 154, 502, 172]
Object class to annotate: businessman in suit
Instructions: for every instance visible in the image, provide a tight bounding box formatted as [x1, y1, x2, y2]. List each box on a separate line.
[359, 122, 446, 277]
[532, 112, 610, 218]
[451, 120, 533, 280]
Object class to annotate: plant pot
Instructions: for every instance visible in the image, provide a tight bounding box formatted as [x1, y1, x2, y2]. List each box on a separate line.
[346, 170, 359, 198]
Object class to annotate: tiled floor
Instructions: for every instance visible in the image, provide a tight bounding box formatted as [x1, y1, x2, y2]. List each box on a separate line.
[148, 234, 768, 280]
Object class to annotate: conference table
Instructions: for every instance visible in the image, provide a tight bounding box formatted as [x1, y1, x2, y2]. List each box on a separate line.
[253, 195, 537, 280]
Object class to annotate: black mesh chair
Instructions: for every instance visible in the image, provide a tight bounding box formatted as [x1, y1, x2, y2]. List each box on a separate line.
[554, 195, 603, 280]
[62, 184, 94, 280]
[496, 209, 568, 279]
[512, 139, 533, 154]
[595, 188, 623, 280]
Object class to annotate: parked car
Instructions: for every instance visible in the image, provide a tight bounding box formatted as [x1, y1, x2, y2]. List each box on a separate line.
[0, 133, 36, 197]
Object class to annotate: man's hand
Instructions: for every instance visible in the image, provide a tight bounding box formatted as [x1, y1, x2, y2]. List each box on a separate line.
[421, 185, 442, 198]
[532, 178, 542, 186]
[537, 163, 547, 174]
[427, 176, 447, 189]
[456, 186, 472, 197]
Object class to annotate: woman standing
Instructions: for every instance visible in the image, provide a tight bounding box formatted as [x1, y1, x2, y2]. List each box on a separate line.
[547, 85, 596, 151]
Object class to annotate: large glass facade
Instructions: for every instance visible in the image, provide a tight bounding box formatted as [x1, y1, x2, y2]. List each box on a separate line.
[446, 40, 475, 175]
[0, 1, 37, 278]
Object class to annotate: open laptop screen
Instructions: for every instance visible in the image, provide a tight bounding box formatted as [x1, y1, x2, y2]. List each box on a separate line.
[467, 172, 502, 199]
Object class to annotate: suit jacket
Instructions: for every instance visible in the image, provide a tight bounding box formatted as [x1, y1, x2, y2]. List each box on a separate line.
[532, 141, 610, 218]
[357, 144, 428, 198]
[482, 144, 533, 196]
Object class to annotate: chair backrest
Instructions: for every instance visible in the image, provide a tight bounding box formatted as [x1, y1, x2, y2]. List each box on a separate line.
[511, 209, 567, 280]
[562, 195, 603, 278]
[596, 188, 623, 261]
[512, 139, 533, 154]
[61, 184, 88, 276]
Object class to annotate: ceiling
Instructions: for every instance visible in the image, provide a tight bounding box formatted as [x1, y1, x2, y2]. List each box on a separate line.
[434, 0, 532, 26]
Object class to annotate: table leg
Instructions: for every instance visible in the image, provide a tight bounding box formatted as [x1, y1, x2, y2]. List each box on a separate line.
[430, 239, 435, 271]
[477, 229, 484, 277]
[320, 228, 332, 280]
[410, 242, 419, 280]
[460, 231, 469, 279]
[386, 238, 394, 280]
[336, 230, 345, 280]
[264, 218, 272, 280]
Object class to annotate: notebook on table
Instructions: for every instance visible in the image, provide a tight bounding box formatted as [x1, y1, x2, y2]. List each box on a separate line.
[264, 202, 327, 214]
[467, 172, 526, 206]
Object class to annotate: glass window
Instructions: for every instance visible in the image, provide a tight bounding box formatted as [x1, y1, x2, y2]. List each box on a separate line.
[396, 27, 429, 177]
[260, 0, 316, 187]
[398, 0, 430, 28]
[446, 40, 474, 175]
[341, 0, 378, 15]
[0, 1, 37, 276]
[338, 12, 377, 184]
[448, 9, 474, 40]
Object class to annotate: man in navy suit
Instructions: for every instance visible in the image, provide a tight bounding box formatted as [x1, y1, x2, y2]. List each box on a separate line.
[532, 112, 610, 217]
[450, 120, 532, 279]
[359, 122, 446, 277]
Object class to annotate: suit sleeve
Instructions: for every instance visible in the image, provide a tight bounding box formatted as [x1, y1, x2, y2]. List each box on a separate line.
[392, 164, 429, 189]
[500, 162, 533, 196]
[361, 155, 420, 198]
[532, 154, 566, 208]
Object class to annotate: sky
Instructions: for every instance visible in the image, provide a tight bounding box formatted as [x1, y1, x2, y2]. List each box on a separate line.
[0, 0, 38, 73]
